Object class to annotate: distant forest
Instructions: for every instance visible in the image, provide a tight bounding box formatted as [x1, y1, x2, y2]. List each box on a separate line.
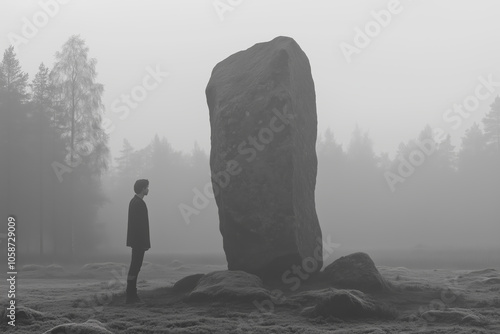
[1, 36, 499, 259]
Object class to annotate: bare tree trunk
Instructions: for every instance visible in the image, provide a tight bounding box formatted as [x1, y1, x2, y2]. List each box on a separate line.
[52, 109, 58, 260]
[39, 112, 44, 258]
[70, 99, 75, 258]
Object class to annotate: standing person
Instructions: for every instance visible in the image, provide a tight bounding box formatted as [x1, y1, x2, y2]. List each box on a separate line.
[125, 179, 150, 304]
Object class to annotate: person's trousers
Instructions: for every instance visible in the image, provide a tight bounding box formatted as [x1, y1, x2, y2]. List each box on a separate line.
[126, 247, 145, 296]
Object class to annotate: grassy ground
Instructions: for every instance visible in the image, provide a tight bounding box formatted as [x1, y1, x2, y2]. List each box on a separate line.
[1, 258, 500, 333]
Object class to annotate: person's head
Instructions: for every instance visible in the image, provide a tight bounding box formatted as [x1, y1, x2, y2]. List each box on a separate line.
[134, 179, 149, 196]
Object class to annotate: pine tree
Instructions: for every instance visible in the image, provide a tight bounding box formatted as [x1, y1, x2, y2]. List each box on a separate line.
[50, 35, 109, 256]
[436, 134, 456, 172]
[482, 95, 500, 153]
[0, 46, 29, 102]
[116, 139, 136, 179]
[31, 62, 56, 257]
[318, 128, 343, 160]
[191, 141, 208, 169]
[0, 60, 5, 94]
[458, 123, 488, 172]
[31, 63, 54, 111]
[347, 125, 376, 167]
[418, 124, 435, 143]
[50, 35, 108, 173]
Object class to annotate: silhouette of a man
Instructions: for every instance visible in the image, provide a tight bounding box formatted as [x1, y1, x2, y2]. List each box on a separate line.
[125, 179, 150, 304]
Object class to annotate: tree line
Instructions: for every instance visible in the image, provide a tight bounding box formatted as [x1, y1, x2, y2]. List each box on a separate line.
[315, 107, 499, 251]
[0, 35, 108, 259]
[101, 100, 499, 254]
[2, 34, 498, 257]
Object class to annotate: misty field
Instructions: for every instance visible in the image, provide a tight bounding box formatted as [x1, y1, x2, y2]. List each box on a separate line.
[1, 253, 500, 334]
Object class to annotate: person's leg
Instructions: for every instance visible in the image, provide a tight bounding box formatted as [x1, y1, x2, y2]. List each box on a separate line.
[126, 248, 145, 300]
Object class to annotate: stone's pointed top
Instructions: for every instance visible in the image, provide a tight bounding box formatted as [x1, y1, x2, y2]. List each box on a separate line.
[271, 36, 295, 41]
[259, 35, 299, 47]
[207, 36, 311, 101]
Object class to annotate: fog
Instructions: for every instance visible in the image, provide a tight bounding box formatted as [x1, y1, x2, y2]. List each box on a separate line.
[1, 0, 499, 268]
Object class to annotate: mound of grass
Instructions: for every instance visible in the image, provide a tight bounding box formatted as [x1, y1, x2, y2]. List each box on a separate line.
[81, 262, 127, 272]
[168, 259, 184, 268]
[294, 288, 397, 320]
[43, 319, 113, 334]
[0, 305, 49, 325]
[21, 264, 45, 271]
[187, 270, 271, 302]
[483, 277, 500, 285]
[420, 308, 487, 326]
[462, 268, 497, 277]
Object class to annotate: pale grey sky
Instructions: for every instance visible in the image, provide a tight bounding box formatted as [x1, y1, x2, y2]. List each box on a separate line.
[2, 0, 500, 161]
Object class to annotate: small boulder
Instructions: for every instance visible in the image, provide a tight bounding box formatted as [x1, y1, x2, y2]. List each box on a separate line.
[172, 273, 205, 293]
[322, 252, 390, 292]
[81, 262, 127, 272]
[188, 270, 271, 301]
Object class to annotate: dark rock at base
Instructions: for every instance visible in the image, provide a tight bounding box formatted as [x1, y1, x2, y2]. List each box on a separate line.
[206, 36, 323, 279]
[172, 273, 205, 293]
[322, 252, 390, 293]
[187, 270, 271, 301]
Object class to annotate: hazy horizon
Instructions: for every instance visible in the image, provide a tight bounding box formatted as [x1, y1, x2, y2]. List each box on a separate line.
[1, 0, 499, 262]
[2, 0, 500, 162]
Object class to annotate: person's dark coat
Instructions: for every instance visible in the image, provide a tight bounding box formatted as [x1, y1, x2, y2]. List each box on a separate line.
[126, 195, 151, 249]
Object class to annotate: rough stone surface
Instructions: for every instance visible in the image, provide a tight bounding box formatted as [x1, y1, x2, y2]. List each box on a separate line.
[188, 270, 271, 301]
[206, 36, 322, 279]
[322, 252, 390, 292]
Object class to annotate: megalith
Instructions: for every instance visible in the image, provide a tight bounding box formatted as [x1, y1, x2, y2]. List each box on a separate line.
[206, 36, 322, 280]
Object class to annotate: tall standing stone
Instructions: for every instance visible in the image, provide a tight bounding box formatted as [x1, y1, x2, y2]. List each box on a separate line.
[206, 36, 322, 280]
